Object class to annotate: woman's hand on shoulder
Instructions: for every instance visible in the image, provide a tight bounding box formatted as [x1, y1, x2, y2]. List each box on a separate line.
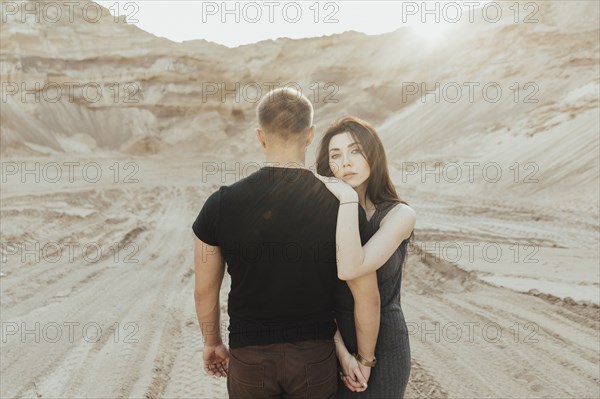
[312, 171, 358, 202]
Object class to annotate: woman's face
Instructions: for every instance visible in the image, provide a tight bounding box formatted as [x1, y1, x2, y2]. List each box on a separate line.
[328, 132, 371, 189]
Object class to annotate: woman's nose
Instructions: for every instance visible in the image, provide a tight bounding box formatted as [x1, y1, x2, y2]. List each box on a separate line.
[342, 154, 351, 166]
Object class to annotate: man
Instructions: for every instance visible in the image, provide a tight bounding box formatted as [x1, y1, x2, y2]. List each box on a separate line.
[192, 87, 380, 398]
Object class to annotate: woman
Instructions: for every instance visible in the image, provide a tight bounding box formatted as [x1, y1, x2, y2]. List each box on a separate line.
[314, 116, 416, 398]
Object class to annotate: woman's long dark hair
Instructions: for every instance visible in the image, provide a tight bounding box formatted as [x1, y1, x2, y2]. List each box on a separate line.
[317, 115, 415, 257]
[316, 116, 409, 209]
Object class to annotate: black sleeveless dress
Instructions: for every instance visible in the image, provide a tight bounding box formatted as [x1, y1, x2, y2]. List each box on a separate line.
[335, 201, 412, 399]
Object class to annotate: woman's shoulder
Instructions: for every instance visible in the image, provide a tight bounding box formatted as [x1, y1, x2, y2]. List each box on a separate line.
[378, 200, 415, 216]
[380, 201, 416, 229]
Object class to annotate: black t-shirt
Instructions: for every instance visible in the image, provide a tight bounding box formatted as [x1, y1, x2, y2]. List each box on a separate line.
[192, 166, 370, 348]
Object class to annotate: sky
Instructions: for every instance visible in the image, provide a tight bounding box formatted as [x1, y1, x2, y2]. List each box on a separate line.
[93, 0, 493, 47]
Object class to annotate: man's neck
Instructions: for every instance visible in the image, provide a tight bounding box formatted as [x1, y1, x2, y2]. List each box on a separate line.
[263, 153, 308, 169]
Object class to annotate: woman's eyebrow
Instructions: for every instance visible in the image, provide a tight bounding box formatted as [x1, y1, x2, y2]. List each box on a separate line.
[329, 142, 359, 152]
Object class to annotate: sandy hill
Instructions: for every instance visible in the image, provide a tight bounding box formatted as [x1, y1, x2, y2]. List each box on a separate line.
[1, 0, 598, 204]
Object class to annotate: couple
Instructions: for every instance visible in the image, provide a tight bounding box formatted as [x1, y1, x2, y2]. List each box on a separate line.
[192, 87, 415, 398]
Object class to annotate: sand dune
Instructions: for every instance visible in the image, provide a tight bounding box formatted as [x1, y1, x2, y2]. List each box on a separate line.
[1, 0, 599, 398]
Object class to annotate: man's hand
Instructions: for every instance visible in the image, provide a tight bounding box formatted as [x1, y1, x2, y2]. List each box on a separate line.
[203, 343, 229, 378]
[338, 352, 370, 392]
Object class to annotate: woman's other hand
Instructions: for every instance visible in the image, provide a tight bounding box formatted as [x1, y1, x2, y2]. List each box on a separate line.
[339, 351, 369, 392]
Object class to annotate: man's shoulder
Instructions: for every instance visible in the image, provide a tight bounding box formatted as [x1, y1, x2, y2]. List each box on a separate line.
[226, 166, 267, 188]
[201, 185, 230, 209]
[212, 169, 339, 208]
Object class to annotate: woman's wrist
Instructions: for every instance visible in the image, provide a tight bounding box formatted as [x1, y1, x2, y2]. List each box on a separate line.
[339, 192, 359, 203]
[354, 352, 377, 367]
[356, 350, 375, 360]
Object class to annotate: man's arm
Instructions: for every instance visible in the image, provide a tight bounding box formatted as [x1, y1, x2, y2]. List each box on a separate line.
[194, 236, 228, 377]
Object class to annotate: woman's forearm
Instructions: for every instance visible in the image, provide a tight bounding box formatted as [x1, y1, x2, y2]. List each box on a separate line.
[336, 192, 365, 281]
[335, 193, 380, 359]
[353, 291, 380, 359]
[347, 275, 380, 360]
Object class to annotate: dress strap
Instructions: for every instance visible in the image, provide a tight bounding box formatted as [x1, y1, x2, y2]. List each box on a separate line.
[371, 201, 414, 258]
[370, 201, 401, 230]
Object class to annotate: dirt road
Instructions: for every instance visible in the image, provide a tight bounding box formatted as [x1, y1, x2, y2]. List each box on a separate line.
[1, 155, 598, 398]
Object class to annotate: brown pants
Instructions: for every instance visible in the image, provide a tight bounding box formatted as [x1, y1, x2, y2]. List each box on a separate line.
[227, 339, 338, 399]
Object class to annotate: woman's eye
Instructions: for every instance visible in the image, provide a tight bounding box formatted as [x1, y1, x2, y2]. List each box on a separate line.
[331, 154, 339, 159]
[352, 149, 361, 154]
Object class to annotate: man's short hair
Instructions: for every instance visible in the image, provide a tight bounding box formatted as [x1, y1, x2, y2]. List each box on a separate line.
[256, 87, 313, 141]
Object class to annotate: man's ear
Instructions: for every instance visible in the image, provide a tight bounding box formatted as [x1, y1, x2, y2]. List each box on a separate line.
[256, 128, 267, 149]
[305, 125, 315, 146]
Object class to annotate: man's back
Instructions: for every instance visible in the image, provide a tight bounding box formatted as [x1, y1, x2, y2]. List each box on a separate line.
[193, 166, 341, 348]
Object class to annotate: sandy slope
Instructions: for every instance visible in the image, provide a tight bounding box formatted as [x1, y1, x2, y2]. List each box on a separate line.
[1, 0, 599, 397]
[1, 154, 597, 399]
[2, 1, 599, 207]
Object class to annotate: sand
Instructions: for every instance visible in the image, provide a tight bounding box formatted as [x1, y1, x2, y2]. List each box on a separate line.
[1, 0, 599, 397]
[0, 153, 598, 398]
